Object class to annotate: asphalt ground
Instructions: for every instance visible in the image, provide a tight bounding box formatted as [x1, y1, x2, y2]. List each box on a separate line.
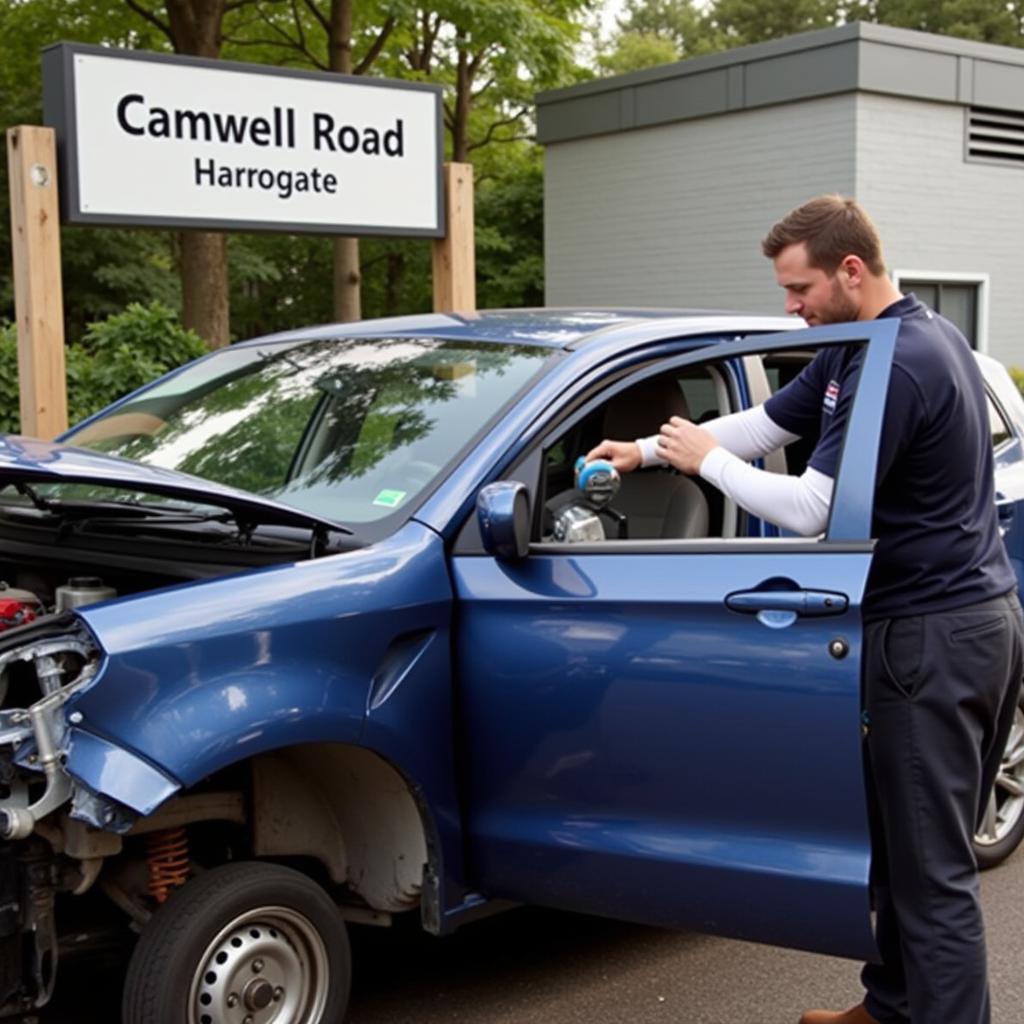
[41, 846, 1024, 1024]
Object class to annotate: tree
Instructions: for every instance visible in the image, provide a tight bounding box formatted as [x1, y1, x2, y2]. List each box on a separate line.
[597, 30, 681, 74]
[123, 1, 258, 348]
[702, 0, 838, 49]
[226, 0, 401, 322]
[0, 0, 176, 340]
[614, 0, 719, 55]
[473, 142, 546, 308]
[394, 2, 591, 164]
[848, 0, 1023, 46]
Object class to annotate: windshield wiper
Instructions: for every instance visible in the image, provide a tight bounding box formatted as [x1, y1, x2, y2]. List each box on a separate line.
[8, 482, 54, 513]
[0, 490, 232, 525]
[58, 502, 235, 525]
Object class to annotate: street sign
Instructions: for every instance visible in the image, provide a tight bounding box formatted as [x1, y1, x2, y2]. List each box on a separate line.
[42, 43, 444, 236]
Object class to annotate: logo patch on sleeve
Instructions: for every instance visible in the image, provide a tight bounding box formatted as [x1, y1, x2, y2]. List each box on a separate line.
[823, 379, 840, 414]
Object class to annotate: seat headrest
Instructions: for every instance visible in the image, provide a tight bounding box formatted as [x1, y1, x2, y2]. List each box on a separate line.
[602, 376, 691, 440]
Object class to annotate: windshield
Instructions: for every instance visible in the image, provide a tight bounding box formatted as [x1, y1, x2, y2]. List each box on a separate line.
[63, 336, 551, 524]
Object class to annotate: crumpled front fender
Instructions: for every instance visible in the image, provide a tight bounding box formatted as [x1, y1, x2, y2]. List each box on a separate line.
[68, 521, 452, 791]
[64, 728, 180, 817]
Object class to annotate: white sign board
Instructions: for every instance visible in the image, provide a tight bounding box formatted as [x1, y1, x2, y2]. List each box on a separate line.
[42, 43, 444, 236]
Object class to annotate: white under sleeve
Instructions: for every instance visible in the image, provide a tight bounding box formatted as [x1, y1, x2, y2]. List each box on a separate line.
[636, 406, 798, 467]
[699, 448, 834, 536]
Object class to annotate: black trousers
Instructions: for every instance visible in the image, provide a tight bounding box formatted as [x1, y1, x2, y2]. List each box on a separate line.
[860, 591, 1024, 1024]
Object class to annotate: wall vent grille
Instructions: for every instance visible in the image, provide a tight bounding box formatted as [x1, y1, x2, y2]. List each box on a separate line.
[967, 106, 1024, 166]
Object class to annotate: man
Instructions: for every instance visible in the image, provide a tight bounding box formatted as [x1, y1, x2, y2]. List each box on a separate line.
[588, 195, 1023, 1024]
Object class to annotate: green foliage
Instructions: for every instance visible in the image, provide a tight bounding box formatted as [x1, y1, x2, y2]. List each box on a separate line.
[598, 30, 682, 73]
[612, 0, 715, 56]
[705, 0, 839, 47]
[475, 145, 546, 308]
[601, 0, 1024, 69]
[846, 0, 1024, 47]
[1010, 367, 1024, 399]
[0, 323, 20, 435]
[0, 1, 173, 334]
[0, 302, 206, 435]
[74, 300, 208, 413]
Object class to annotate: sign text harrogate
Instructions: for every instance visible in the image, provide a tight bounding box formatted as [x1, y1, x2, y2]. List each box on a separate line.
[116, 96, 406, 200]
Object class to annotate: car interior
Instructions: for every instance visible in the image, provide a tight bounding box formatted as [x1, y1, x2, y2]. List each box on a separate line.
[536, 361, 741, 543]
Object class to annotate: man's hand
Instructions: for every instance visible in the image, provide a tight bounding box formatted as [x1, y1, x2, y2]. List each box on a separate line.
[657, 416, 719, 474]
[585, 439, 642, 473]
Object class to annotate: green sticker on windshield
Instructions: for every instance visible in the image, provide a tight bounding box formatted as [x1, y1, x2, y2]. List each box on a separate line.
[373, 489, 407, 508]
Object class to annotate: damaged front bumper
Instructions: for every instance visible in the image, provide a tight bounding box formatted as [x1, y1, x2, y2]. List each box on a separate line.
[0, 615, 178, 838]
[0, 616, 105, 839]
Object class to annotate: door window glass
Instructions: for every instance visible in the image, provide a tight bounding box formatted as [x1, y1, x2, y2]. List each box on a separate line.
[538, 364, 729, 542]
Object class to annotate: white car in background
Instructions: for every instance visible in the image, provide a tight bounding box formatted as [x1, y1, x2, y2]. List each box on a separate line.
[974, 352, 1024, 867]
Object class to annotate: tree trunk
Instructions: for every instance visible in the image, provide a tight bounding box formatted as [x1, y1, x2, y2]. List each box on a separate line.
[333, 237, 362, 322]
[384, 248, 406, 315]
[180, 232, 230, 348]
[165, 0, 231, 346]
[329, 0, 361, 322]
[451, 37, 471, 163]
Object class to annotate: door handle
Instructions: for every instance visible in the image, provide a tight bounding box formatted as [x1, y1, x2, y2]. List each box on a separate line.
[726, 589, 849, 616]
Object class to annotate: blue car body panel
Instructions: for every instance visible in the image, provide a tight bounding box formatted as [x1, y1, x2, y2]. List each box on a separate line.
[453, 548, 875, 959]
[64, 727, 180, 814]
[73, 521, 448, 764]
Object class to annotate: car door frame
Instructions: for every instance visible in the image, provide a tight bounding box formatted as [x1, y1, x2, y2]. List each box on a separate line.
[450, 320, 897, 959]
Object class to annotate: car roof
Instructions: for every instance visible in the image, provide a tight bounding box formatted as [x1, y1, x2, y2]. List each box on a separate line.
[242, 308, 799, 351]
[975, 351, 1024, 429]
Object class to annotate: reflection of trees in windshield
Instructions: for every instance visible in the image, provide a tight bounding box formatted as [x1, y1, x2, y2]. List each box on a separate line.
[83, 339, 524, 500]
[98, 356, 319, 495]
[289, 361, 458, 488]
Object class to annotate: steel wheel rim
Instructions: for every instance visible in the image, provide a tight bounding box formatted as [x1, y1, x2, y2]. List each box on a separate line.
[976, 705, 1024, 847]
[187, 905, 330, 1024]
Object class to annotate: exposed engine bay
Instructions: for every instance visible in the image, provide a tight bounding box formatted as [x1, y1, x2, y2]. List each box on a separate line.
[0, 534, 314, 1016]
[0, 605, 105, 1015]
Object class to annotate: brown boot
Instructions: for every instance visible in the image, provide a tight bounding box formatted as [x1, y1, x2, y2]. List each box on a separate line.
[799, 1005, 879, 1024]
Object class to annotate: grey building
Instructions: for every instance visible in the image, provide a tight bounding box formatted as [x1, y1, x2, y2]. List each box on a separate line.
[537, 22, 1024, 364]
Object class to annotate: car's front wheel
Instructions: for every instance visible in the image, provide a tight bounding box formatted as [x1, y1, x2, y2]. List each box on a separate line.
[122, 861, 351, 1024]
[974, 687, 1024, 870]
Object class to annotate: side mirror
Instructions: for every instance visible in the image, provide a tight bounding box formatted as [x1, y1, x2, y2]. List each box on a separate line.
[477, 481, 531, 560]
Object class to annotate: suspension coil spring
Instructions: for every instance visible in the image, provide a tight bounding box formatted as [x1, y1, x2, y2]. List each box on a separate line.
[145, 826, 190, 903]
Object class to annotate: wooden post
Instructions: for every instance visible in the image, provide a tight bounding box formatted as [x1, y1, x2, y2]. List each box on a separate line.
[432, 162, 476, 313]
[7, 125, 68, 439]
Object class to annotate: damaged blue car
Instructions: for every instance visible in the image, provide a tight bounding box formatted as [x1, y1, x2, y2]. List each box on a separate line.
[0, 309, 1020, 1024]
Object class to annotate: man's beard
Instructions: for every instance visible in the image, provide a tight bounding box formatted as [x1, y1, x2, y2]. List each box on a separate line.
[816, 277, 860, 324]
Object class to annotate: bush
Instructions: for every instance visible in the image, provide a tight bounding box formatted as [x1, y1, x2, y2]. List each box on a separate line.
[1, 302, 206, 435]
[1010, 367, 1024, 400]
[0, 322, 19, 434]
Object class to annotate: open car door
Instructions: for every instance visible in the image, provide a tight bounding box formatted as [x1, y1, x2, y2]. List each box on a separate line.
[452, 319, 898, 961]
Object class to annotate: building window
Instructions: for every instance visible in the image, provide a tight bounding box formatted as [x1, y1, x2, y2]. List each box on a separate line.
[892, 272, 988, 351]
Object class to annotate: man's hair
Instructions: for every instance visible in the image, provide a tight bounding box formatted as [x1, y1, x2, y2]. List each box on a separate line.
[761, 195, 886, 276]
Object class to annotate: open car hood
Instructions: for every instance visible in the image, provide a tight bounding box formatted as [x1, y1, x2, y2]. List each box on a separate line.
[0, 434, 344, 532]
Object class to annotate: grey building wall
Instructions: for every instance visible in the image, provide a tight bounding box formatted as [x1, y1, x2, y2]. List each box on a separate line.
[540, 22, 1024, 366]
[854, 93, 1024, 364]
[544, 94, 857, 314]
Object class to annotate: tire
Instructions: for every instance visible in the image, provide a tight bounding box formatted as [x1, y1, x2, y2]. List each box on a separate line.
[122, 861, 351, 1024]
[974, 689, 1024, 870]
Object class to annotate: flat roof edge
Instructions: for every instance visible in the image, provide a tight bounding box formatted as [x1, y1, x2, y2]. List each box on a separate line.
[537, 21, 1024, 145]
